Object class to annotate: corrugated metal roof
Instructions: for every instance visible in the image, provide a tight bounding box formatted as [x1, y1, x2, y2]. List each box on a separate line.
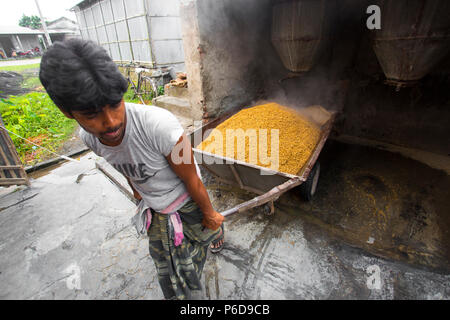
[47, 29, 78, 34]
[47, 17, 78, 25]
[70, 0, 101, 11]
[0, 26, 44, 35]
[0, 25, 76, 36]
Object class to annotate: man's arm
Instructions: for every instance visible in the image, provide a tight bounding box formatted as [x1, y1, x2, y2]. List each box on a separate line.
[166, 133, 224, 231]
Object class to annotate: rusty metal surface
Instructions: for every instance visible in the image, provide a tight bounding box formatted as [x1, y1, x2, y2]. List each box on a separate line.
[298, 111, 336, 181]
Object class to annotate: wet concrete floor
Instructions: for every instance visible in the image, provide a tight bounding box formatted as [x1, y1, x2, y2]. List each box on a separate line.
[282, 139, 450, 273]
[0, 141, 449, 299]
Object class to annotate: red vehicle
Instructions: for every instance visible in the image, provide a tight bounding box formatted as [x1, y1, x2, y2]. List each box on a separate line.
[17, 49, 34, 57]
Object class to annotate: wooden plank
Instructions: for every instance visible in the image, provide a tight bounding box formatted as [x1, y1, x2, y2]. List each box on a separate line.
[0, 165, 23, 170]
[221, 177, 303, 217]
[0, 178, 27, 185]
[0, 148, 17, 179]
[0, 126, 18, 178]
[95, 162, 138, 205]
[0, 117, 29, 185]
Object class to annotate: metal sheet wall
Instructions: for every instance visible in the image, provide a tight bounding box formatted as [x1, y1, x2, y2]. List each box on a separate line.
[74, 0, 185, 69]
[146, 0, 184, 69]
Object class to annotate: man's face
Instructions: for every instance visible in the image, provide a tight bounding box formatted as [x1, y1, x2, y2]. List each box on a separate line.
[63, 99, 127, 147]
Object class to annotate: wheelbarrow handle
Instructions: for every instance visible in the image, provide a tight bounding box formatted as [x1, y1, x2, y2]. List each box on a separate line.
[220, 177, 303, 217]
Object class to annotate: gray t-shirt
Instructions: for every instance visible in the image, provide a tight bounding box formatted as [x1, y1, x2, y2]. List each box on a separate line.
[80, 103, 198, 211]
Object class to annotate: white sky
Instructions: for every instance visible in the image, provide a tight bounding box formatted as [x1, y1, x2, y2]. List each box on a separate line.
[0, 0, 81, 26]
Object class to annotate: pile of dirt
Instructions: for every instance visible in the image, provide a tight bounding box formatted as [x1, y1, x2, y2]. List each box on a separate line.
[0, 71, 27, 98]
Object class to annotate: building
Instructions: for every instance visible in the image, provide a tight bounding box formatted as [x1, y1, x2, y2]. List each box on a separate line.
[45, 17, 81, 43]
[71, 0, 185, 71]
[0, 17, 80, 59]
[0, 26, 44, 58]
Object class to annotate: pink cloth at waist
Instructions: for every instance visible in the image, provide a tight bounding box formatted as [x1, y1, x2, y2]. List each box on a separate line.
[145, 192, 189, 246]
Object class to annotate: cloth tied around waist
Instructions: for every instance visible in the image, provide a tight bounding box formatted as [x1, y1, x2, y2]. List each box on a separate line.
[131, 192, 189, 246]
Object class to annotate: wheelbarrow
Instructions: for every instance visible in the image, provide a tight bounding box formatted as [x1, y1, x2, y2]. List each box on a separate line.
[188, 105, 336, 217]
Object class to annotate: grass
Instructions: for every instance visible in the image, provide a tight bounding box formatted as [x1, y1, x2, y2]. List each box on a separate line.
[0, 63, 40, 72]
[0, 92, 77, 165]
[123, 87, 146, 104]
[123, 87, 155, 104]
[123, 85, 165, 104]
[22, 76, 42, 90]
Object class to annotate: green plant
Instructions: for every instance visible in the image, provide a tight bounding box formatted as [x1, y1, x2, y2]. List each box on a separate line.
[123, 87, 141, 104]
[0, 92, 77, 165]
[158, 85, 164, 96]
[123, 86, 155, 104]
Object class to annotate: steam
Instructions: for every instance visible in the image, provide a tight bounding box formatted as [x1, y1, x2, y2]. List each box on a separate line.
[190, 0, 372, 118]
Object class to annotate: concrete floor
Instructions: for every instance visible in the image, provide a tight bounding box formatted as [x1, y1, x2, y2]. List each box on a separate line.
[0, 57, 41, 67]
[0, 145, 449, 300]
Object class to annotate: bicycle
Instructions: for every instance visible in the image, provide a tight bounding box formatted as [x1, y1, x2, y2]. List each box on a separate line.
[121, 62, 169, 104]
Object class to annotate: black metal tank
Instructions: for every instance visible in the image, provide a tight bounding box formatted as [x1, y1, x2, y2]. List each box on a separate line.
[372, 0, 450, 88]
[271, 0, 328, 73]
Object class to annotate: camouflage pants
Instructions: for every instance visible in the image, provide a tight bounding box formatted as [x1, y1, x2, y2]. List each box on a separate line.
[147, 199, 221, 300]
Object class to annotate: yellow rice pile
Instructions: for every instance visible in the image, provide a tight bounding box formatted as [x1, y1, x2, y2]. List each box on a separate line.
[196, 103, 321, 175]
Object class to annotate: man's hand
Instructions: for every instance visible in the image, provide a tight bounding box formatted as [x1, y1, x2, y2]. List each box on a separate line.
[166, 133, 224, 230]
[133, 190, 142, 201]
[202, 210, 224, 231]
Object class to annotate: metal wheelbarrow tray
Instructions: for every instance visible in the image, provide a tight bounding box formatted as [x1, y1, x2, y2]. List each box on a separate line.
[188, 105, 336, 217]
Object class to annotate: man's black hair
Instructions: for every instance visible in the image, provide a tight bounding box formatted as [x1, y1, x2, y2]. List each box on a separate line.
[39, 39, 128, 113]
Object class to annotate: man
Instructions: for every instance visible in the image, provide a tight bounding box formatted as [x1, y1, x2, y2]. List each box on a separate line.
[39, 39, 225, 300]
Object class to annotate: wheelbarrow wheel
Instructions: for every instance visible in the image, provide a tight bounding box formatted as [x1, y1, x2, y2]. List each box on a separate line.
[263, 201, 275, 216]
[299, 162, 320, 201]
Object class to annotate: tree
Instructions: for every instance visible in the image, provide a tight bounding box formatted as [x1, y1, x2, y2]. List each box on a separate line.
[30, 16, 42, 29]
[18, 15, 31, 28]
[18, 14, 42, 30]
